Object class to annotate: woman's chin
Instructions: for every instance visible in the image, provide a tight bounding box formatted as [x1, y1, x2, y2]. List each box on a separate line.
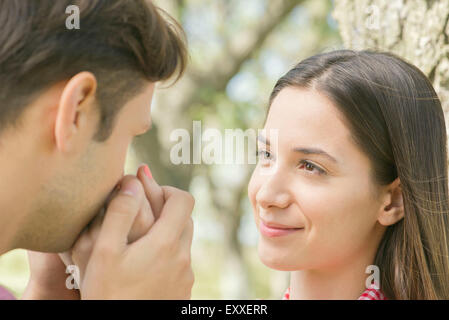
[258, 242, 304, 271]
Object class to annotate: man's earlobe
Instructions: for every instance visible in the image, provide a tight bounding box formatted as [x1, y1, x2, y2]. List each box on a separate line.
[378, 177, 404, 226]
[54, 72, 97, 152]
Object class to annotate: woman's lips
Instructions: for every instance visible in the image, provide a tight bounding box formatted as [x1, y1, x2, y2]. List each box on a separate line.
[259, 220, 304, 238]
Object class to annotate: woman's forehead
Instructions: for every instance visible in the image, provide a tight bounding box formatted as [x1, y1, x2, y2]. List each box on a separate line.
[265, 87, 351, 147]
[263, 87, 375, 175]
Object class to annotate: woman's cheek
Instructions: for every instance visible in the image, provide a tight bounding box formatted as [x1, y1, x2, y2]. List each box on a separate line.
[248, 170, 262, 214]
[306, 189, 373, 268]
[290, 183, 350, 266]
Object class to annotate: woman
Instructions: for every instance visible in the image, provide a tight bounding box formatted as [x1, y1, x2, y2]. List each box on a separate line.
[30, 50, 448, 300]
[248, 50, 449, 300]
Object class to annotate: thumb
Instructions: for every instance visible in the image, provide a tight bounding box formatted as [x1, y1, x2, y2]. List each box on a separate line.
[95, 177, 144, 255]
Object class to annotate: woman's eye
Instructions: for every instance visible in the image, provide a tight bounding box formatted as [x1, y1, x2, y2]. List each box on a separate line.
[298, 160, 325, 175]
[256, 150, 272, 161]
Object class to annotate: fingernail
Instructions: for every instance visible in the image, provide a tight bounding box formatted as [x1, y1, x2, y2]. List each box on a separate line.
[143, 164, 152, 180]
[121, 181, 139, 197]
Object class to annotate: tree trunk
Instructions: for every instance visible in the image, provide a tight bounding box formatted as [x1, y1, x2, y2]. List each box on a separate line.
[333, 0, 449, 134]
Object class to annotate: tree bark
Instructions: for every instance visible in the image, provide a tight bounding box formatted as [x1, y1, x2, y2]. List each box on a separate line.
[333, 0, 449, 134]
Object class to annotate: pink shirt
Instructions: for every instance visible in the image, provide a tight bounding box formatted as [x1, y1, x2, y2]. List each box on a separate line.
[282, 284, 387, 300]
[0, 285, 15, 300]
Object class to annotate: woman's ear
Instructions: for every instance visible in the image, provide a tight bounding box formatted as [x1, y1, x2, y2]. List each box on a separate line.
[377, 177, 404, 226]
[54, 72, 97, 153]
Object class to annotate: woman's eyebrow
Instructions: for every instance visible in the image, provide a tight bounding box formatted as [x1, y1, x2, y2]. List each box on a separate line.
[257, 135, 270, 145]
[292, 147, 338, 164]
[258, 134, 338, 164]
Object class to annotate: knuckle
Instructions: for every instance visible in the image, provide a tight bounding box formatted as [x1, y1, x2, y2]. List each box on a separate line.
[152, 185, 163, 197]
[178, 265, 194, 282]
[181, 191, 195, 208]
[161, 234, 180, 251]
[108, 192, 141, 215]
[180, 269, 195, 297]
[94, 242, 116, 261]
[120, 174, 142, 187]
[168, 187, 195, 209]
[178, 251, 192, 268]
[137, 207, 154, 228]
[157, 239, 173, 253]
[183, 218, 194, 238]
[146, 211, 155, 226]
[74, 235, 93, 254]
[188, 269, 195, 286]
[118, 177, 144, 197]
[156, 189, 164, 199]
[108, 197, 135, 213]
[184, 292, 192, 300]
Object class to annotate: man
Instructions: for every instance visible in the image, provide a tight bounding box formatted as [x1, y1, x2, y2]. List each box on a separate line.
[0, 0, 195, 299]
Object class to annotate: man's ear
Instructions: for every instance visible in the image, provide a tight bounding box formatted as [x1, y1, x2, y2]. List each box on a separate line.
[55, 72, 97, 153]
[377, 177, 404, 226]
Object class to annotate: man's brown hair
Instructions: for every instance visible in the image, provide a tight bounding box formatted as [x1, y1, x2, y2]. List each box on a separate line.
[0, 0, 187, 140]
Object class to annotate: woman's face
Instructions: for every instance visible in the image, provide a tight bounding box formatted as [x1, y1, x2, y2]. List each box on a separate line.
[248, 87, 386, 271]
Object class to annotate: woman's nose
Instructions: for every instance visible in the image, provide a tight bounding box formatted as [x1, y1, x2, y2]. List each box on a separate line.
[255, 174, 292, 210]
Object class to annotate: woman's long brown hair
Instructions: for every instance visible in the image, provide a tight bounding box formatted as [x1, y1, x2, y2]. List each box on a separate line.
[269, 50, 449, 299]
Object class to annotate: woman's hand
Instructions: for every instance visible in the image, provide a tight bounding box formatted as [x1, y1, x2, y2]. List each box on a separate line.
[80, 180, 195, 299]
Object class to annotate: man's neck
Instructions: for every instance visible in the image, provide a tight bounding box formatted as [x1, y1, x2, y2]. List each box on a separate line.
[0, 140, 37, 254]
[0, 166, 28, 254]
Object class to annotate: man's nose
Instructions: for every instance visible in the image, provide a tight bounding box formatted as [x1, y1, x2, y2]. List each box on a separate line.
[255, 173, 292, 210]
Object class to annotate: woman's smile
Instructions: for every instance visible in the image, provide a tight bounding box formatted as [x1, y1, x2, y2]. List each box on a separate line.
[259, 219, 304, 238]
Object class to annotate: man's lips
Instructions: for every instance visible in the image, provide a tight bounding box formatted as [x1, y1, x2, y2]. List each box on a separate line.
[259, 220, 304, 238]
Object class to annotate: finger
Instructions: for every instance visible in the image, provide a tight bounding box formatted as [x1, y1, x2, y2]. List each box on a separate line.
[71, 231, 93, 281]
[59, 251, 74, 267]
[104, 180, 123, 209]
[179, 217, 194, 253]
[70, 195, 109, 270]
[95, 177, 144, 254]
[86, 204, 106, 237]
[137, 164, 164, 219]
[82, 183, 117, 239]
[128, 195, 155, 243]
[137, 186, 195, 247]
[85, 182, 120, 250]
[70, 221, 96, 271]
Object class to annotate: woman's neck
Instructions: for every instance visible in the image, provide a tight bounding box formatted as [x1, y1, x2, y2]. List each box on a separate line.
[290, 267, 367, 300]
[289, 222, 387, 300]
[289, 242, 383, 299]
